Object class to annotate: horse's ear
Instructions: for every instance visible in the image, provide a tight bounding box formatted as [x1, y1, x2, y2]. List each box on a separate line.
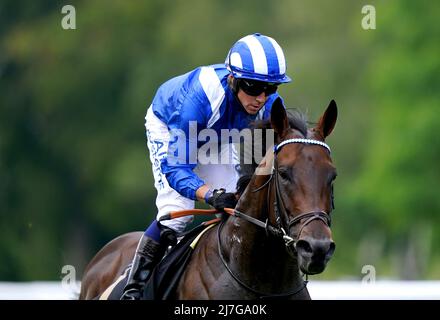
[316, 99, 338, 139]
[270, 97, 289, 138]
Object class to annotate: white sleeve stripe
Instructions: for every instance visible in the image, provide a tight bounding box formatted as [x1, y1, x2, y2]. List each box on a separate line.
[199, 67, 225, 128]
[240, 35, 268, 75]
[267, 37, 286, 74]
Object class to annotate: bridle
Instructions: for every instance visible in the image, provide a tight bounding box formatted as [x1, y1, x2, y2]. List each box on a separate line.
[227, 138, 333, 249]
[217, 138, 334, 298]
[271, 138, 333, 251]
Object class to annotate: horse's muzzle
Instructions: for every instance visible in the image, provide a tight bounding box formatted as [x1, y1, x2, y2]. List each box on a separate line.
[295, 236, 335, 275]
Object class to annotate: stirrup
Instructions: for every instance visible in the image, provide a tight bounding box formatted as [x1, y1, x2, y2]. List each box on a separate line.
[121, 287, 142, 300]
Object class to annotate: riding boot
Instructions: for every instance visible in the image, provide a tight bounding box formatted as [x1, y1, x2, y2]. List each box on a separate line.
[120, 223, 177, 300]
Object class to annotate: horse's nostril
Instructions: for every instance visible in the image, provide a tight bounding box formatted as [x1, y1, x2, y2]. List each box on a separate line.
[297, 238, 335, 260]
[296, 239, 313, 255]
[327, 241, 336, 257]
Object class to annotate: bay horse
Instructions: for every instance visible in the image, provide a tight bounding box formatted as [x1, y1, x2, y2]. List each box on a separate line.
[79, 98, 338, 300]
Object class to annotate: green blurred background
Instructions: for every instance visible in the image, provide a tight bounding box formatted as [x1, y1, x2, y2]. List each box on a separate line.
[1, 0, 439, 281]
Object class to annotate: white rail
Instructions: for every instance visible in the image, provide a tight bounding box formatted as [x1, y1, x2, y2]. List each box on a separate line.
[1, 281, 439, 300]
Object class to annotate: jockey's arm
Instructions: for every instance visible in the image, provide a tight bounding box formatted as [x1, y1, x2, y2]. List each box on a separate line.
[161, 92, 212, 201]
[196, 184, 211, 203]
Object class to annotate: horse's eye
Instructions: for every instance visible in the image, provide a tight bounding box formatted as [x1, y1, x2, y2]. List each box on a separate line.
[328, 172, 337, 185]
[278, 169, 291, 181]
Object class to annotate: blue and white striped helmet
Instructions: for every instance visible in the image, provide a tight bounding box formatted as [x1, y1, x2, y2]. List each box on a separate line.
[225, 33, 291, 84]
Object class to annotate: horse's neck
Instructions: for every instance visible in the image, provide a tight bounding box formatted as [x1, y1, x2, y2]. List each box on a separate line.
[221, 173, 303, 292]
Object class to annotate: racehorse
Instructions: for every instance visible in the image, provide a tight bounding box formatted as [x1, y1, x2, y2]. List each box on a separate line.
[79, 98, 338, 300]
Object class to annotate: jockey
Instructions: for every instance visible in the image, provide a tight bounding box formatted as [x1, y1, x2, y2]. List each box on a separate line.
[121, 33, 292, 300]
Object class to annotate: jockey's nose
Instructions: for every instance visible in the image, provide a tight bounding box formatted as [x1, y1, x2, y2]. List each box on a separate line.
[255, 92, 266, 103]
[296, 236, 335, 261]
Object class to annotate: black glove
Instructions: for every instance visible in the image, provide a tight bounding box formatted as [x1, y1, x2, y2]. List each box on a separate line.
[206, 188, 237, 211]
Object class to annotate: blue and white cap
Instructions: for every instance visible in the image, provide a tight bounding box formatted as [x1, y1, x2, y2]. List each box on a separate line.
[225, 33, 291, 84]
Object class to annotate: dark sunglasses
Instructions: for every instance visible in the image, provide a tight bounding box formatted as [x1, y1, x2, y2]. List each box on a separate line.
[238, 79, 278, 96]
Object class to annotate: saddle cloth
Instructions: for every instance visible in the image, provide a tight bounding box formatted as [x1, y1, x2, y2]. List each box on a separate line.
[98, 220, 219, 300]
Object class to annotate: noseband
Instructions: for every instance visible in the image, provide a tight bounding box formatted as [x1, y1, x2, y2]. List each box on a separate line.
[217, 138, 334, 298]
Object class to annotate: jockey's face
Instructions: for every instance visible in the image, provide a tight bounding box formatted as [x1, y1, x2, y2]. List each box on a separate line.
[237, 88, 268, 115]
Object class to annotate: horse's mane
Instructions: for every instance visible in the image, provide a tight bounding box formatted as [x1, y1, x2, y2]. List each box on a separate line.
[236, 109, 308, 195]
